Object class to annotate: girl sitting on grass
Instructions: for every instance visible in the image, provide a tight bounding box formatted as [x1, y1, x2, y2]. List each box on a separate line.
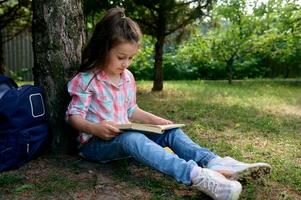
[66, 7, 271, 200]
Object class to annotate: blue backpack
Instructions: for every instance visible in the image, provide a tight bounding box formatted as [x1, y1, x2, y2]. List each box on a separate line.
[0, 75, 49, 172]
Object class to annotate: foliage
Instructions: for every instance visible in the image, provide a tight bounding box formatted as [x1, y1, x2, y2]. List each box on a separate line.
[123, 0, 214, 90]
[129, 0, 301, 81]
[205, 0, 257, 83]
[81, 0, 214, 90]
[250, 0, 301, 78]
[82, 0, 118, 33]
[0, 0, 32, 74]
[0, 0, 32, 42]
[130, 35, 155, 80]
[4, 0, 301, 81]
[7, 67, 31, 81]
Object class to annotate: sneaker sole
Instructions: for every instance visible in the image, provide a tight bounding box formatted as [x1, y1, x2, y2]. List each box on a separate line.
[229, 181, 242, 200]
[231, 163, 272, 182]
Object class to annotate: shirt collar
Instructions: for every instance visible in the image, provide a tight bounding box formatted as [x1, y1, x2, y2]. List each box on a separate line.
[95, 69, 130, 87]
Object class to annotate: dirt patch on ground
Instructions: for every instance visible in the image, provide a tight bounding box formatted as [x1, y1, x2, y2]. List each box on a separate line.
[1, 155, 202, 200]
[278, 106, 301, 117]
[1, 155, 153, 200]
[1, 155, 300, 200]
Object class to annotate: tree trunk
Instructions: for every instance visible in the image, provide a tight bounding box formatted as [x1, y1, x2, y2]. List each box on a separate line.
[152, 35, 165, 91]
[152, 9, 165, 92]
[32, 0, 85, 153]
[226, 59, 233, 84]
[0, 30, 4, 74]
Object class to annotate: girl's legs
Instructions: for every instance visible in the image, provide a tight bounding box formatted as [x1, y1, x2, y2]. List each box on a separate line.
[80, 131, 242, 200]
[80, 131, 196, 185]
[146, 128, 218, 167]
[147, 128, 271, 181]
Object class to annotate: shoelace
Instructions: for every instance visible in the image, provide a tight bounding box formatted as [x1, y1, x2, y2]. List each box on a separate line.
[198, 172, 219, 198]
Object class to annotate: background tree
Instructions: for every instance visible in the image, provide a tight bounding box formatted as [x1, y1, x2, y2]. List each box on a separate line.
[82, 0, 114, 34]
[251, 0, 301, 77]
[208, 0, 254, 84]
[0, 0, 31, 74]
[123, 0, 213, 91]
[73, 0, 214, 89]
[32, 0, 86, 153]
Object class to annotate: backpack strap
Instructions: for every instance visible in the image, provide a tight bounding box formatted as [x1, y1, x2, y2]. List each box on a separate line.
[0, 75, 18, 88]
[0, 75, 18, 99]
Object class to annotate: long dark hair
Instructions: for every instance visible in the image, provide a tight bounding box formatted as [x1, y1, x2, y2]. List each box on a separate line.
[79, 7, 142, 72]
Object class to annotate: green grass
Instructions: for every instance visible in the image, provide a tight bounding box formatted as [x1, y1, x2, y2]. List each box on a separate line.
[0, 174, 23, 187]
[0, 156, 96, 199]
[1, 79, 300, 199]
[136, 80, 301, 199]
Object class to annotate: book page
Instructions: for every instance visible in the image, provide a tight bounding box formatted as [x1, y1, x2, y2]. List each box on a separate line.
[117, 123, 185, 134]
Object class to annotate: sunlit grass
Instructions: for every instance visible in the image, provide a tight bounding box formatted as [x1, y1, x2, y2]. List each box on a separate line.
[136, 80, 301, 198]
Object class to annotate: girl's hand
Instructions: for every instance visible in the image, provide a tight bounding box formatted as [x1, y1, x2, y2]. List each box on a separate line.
[152, 116, 173, 125]
[92, 120, 121, 140]
[129, 107, 173, 125]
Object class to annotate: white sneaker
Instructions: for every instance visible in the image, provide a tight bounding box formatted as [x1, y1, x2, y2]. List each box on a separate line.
[192, 167, 242, 200]
[207, 156, 272, 181]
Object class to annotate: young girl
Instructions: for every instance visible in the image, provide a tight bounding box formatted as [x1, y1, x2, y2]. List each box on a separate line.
[66, 7, 271, 200]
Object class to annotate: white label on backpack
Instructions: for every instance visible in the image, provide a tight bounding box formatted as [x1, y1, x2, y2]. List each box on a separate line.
[29, 93, 45, 118]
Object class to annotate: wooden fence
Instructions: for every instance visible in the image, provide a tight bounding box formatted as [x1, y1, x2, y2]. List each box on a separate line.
[3, 29, 34, 81]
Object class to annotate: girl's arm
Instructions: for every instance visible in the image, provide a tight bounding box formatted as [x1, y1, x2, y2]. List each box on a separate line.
[68, 115, 120, 140]
[129, 107, 173, 125]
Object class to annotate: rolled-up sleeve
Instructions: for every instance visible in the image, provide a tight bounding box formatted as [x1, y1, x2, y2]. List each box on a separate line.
[127, 75, 137, 118]
[127, 102, 137, 118]
[66, 74, 92, 120]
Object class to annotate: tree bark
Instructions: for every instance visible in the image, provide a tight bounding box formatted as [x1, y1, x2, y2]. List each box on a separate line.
[152, 9, 165, 91]
[32, 0, 85, 153]
[152, 35, 165, 91]
[226, 58, 233, 84]
[0, 30, 4, 74]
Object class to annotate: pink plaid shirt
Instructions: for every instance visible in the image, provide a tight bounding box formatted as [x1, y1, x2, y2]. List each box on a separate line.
[66, 69, 137, 143]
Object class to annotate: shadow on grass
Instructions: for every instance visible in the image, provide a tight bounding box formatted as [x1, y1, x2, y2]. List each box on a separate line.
[88, 158, 211, 200]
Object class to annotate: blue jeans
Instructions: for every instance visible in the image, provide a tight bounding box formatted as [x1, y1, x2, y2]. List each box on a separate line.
[79, 128, 217, 185]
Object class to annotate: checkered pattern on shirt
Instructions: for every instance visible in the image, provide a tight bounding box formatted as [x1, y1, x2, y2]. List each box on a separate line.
[66, 69, 137, 143]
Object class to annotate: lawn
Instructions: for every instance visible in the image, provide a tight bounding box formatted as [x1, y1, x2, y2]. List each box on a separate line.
[1, 79, 301, 200]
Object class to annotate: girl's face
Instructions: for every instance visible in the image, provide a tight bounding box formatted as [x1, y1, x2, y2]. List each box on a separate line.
[104, 42, 139, 77]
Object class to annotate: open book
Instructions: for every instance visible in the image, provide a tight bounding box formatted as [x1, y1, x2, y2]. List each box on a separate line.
[117, 123, 185, 134]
